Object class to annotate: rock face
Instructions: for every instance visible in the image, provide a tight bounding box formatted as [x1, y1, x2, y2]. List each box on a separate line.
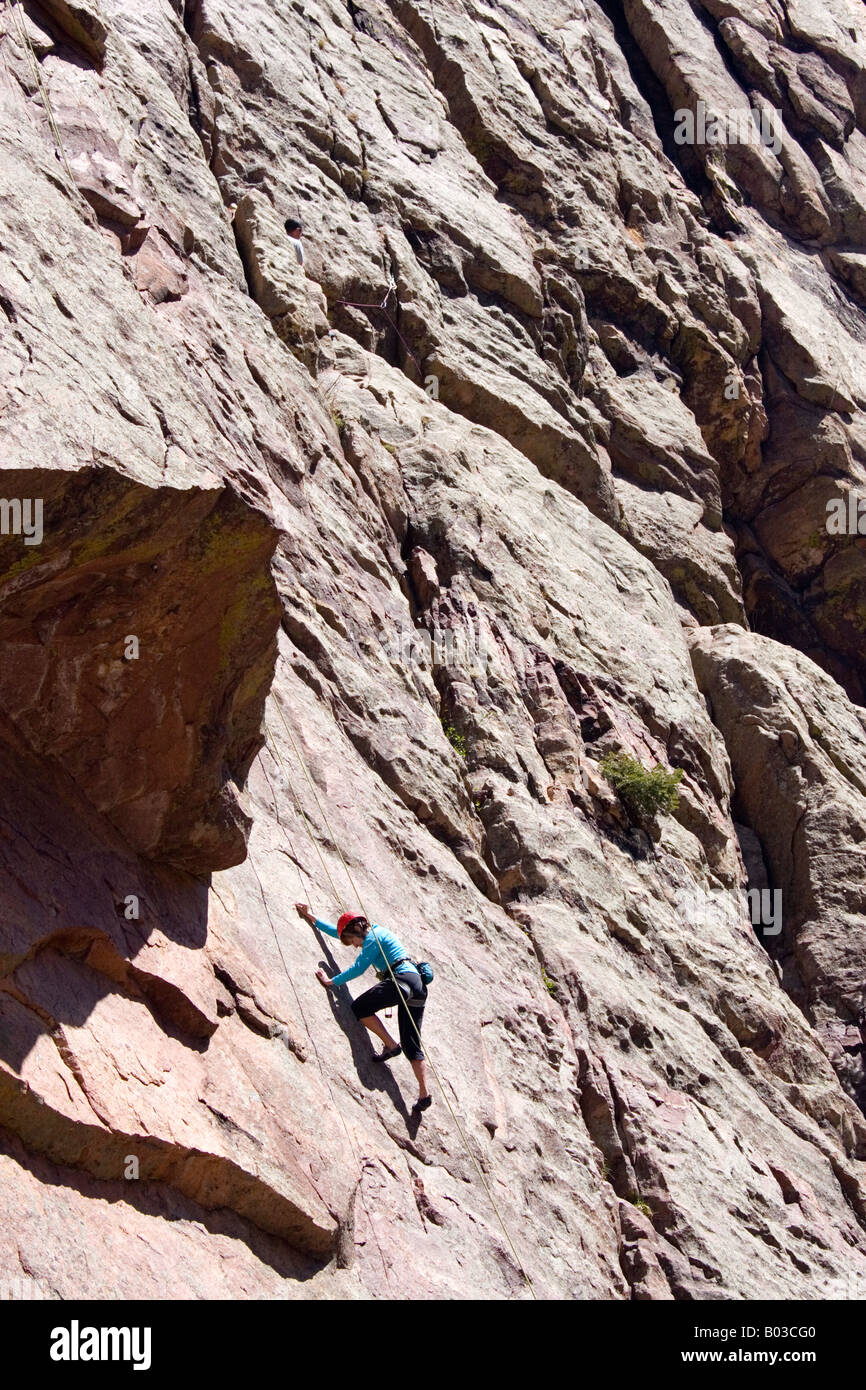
[690, 625, 866, 1115]
[0, 466, 281, 872]
[0, 0, 865, 1300]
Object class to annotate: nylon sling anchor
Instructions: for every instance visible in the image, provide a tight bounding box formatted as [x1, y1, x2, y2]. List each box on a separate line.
[266, 690, 537, 1299]
[333, 297, 426, 382]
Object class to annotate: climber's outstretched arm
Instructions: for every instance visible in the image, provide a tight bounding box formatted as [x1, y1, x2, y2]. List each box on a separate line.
[295, 902, 340, 937]
[297, 904, 340, 989]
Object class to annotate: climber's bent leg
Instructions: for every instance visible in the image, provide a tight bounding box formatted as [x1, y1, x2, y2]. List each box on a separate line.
[352, 981, 400, 1051]
[359, 1013, 397, 1047]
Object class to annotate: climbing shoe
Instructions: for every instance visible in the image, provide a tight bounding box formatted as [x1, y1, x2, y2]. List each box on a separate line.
[376, 1044, 402, 1063]
[413, 1096, 432, 1112]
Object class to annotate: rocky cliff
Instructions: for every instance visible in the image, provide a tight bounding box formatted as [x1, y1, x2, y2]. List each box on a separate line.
[1, 0, 866, 1300]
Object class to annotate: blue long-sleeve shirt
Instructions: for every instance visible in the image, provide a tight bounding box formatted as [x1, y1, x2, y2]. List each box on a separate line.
[315, 919, 413, 987]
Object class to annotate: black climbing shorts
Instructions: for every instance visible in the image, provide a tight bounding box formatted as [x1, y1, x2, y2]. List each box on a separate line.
[351, 968, 427, 1062]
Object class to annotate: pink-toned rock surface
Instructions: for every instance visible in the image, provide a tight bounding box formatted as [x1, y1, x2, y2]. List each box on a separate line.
[0, 467, 280, 872]
[690, 625, 866, 1114]
[0, 0, 865, 1300]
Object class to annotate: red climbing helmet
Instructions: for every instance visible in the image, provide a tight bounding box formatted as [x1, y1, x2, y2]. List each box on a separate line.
[337, 911, 366, 939]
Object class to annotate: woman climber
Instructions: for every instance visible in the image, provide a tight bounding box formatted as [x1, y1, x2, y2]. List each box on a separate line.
[295, 903, 432, 1112]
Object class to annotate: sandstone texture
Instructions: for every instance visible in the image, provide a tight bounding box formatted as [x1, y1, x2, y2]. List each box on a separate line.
[0, 0, 865, 1300]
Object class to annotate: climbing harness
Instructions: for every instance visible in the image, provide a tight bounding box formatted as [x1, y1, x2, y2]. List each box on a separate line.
[265, 688, 537, 1298]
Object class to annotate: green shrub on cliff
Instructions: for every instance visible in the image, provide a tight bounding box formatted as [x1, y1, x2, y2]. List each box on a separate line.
[443, 723, 467, 758]
[600, 750, 683, 819]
